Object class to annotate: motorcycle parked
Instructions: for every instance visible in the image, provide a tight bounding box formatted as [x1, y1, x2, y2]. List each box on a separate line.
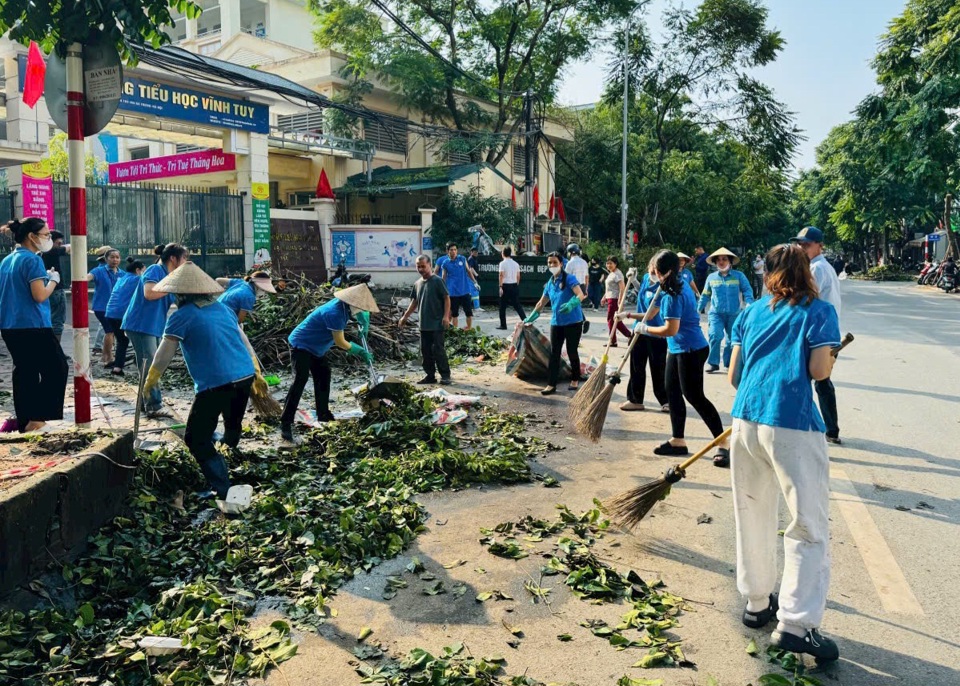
[918, 260, 940, 285]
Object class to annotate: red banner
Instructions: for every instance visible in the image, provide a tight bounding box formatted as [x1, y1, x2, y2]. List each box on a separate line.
[108, 149, 236, 183]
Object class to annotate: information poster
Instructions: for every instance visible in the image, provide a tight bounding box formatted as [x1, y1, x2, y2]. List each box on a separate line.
[251, 182, 271, 266]
[22, 160, 55, 229]
[332, 230, 420, 268]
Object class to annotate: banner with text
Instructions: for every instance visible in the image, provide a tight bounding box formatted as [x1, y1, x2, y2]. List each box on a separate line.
[332, 229, 421, 269]
[109, 149, 236, 183]
[22, 160, 55, 230]
[252, 182, 272, 266]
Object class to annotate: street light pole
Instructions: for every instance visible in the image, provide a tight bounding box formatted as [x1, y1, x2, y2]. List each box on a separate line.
[620, 18, 629, 257]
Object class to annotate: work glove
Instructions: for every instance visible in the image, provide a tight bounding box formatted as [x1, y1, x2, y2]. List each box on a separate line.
[559, 299, 580, 315]
[355, 310, 371, 338]
[142, 365, 162, 396]
[614, 311, 630, 322]
[524, 311, 540, 324]
[635, 322, 649, 336]
[47, 269, 60, 285]
[347, 342, 374, 364]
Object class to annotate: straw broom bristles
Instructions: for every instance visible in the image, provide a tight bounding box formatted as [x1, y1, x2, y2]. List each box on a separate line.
[250, 375, 283, 418]
[607, 428, 732, 527]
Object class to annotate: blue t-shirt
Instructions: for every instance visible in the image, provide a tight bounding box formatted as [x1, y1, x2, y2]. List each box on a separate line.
[90, 264, 120, 312]
[105, 272, 140, 320]
[543, 272, 583, 327]
[636, 274, 665, 329]
[121, 263, 174, 338]
[219, 279, 256, 316]
[0, 247, 52, 329]
[680, 269, 694, 288]
[660, 283, 707, 354]
[731, 296, 840, 432]
[164, 301, 255, 393]
[441, 254, 472, 297]
[288, 299, 349, 358]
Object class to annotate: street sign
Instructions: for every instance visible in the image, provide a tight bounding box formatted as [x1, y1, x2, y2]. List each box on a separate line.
[45, 35, 122, 136]
[927, 234, 942, 242]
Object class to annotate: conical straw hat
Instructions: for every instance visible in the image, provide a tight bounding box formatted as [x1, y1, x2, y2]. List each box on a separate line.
[677, 252, 691, 261]
[154, 263, 225, 295]
[707, 247, 739, 266]
[250, 271, 277, 294]
[334, 283, 380, 312]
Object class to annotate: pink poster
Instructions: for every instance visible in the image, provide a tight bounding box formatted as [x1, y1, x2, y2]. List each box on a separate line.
[22, 161, 55, 230]
[109, 149, 236, 183]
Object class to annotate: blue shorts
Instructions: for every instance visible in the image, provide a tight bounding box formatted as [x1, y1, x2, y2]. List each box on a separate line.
[94, 310, 115, 334]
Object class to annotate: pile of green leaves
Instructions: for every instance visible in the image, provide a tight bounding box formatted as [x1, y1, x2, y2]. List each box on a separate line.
[750, 644, 823, 686]
[445, 327, 509, 365]
[0, 394, 541, 685]
[480, 504, 688, 671]
[356, 642, 543, 686]
[854, 264, 914, 282]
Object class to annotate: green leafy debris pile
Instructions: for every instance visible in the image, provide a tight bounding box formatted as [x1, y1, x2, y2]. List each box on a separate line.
[355, 641, 545, 685]
[752, 645, 823, 686]
[480, 504, 689, 670]
[0, 394, 541, 685]
[445, 327, 509, 365]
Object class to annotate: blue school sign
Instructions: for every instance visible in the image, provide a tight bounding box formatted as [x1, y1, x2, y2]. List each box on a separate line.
[18, 54, 269, 133]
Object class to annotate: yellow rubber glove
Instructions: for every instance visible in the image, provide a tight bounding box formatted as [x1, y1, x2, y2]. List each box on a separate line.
[142, 365, 163, 396]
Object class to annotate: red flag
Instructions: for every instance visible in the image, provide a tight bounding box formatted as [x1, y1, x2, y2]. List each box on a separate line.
[23, 41, 46, 109]
[315, 168, 335, 199]
[547, 192, 555, 220]
[556, 197, 567, 223]
[532, 183, 539, 215]
[511, 185, 517, 209]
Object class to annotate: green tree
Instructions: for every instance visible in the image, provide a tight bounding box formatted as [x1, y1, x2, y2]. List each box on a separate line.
[431, 188, 525, 250]
[46, 133, 108, 184]
[0, 0, 198, 60]
[312, 0, 637, 164]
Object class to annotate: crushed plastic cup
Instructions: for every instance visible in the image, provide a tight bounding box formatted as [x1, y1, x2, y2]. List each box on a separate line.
[216, 484, 253, 514]
[139, 636, 183, 656]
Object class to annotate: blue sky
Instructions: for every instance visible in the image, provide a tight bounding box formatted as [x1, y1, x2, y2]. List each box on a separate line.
[557, 0, 909, 170]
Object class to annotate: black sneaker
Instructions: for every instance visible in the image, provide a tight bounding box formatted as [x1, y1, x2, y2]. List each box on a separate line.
[417, 376, 438, 385]
[772, 628, 839, 664]
[705, 364, 720, 373]
[496, 326, 508, 330]
[317, 410, 336, 422]
[582, 321, 591, 334]
[826, 436, 842, 445]
[742, 593, 778, 628]
[280, 423, 294, 442]
[439, 377, 452, 385]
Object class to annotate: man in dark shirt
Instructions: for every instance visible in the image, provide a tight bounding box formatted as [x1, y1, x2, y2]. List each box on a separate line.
[467, 248, 480, 275]
[398, 254, 452, 385]
[41, 230, 70, 342]
[694, 245, 709, 294]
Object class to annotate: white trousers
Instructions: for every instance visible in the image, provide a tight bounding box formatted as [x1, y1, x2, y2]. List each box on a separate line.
[730, 418, 831, 630]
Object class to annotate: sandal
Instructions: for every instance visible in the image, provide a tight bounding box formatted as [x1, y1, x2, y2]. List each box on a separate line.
[567, 383, 580, 391]
[742, 593, 779, 629]
[713, 447, 730, 468]
[540, 386, 557, 396]
[653, 441, 689, 457]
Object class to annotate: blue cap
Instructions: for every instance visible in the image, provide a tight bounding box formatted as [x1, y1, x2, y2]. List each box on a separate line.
[791, 226, 824, 244]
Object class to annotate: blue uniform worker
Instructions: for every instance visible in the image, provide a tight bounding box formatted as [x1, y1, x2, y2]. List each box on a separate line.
[697, 248, 754, 371]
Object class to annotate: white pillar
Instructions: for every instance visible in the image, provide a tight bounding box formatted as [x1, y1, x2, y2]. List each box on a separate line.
[220, 0, 242, 38]
[226, 130, 269, 269]
[418, 204, 436, 259]
[311, 197, 337, 281]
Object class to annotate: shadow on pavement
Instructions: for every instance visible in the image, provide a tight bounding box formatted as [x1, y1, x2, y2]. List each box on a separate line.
[835, 380, 960, 405]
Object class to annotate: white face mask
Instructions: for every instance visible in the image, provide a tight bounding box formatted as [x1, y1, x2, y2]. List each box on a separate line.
[718, 263, 731, 274]
[549, 266, 562, 276]
[39, 237, 53, 253]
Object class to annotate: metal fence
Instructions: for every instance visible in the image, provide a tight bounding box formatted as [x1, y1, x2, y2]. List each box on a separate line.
[0, 192, 14, 254]
[51, 182, 245, 278]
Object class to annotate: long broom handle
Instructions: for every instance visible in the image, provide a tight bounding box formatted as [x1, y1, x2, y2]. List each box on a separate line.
[598, 275, 635, 364]
[611, 277, 669, 375]
[832, 332, 854, 357]
[674, 427, 733, 473]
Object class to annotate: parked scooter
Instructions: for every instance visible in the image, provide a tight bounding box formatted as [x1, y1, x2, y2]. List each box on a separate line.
[938, 258, 957, 293]
[918, 260, 940, 285]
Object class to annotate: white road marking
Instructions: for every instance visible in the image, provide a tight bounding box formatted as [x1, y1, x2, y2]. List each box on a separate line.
[830, 467, 923, 615]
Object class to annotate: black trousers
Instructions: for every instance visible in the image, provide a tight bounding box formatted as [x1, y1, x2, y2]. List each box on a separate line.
[815, 377, 839, 439]
[1, 328, 68, 431]
[281, 348, 332, 425]
[185, 377, 253, 498]
[627, 335, 668, 406]
[107, 318, 129, 369]
[498, 283, 526, 327]
[548, 322, 582, 386]
[665, 346, 724, 440]
[420, 329, 450, 379]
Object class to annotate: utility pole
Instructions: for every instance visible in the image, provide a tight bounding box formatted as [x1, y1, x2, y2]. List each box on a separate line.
[620, 18, 630, 258]
[946, 194, 955, 260]
[66, 42, 90, 427]
[523, 89, 534, 254]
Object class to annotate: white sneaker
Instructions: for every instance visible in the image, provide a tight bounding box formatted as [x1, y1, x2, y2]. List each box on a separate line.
[619, 402, 645, 411]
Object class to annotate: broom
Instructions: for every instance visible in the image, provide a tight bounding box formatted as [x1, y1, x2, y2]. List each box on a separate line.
[607, 428, 732, 528]
[249, 353, 283, 419]
[573, 278, 667, 441]
[569, 279, 641, 426]
[608, 333, 856, 527]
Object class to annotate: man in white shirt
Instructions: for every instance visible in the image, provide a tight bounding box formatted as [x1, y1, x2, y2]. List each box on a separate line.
[792, 226, 842, 444]
[752, 253, 765, 299]
[566, 243, 590, 334]
[496, 246, 526, 329]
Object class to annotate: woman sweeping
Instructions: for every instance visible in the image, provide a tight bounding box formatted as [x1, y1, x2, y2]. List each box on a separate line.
[142, 263, 261, 499]
[601, 255, 632, 346]
[618, 250, 728, 463]
[105, 258, 144, 376]
[0, 218, 68, 433]
[727, 244, 840, 662]
[88, 247, 121, 367]
[122, 243, 189, 416]
[280, 283, 376, 442]
[619, 257, 669, 413]
[523, 251, 586, 396]
[216, 271, 276, 323]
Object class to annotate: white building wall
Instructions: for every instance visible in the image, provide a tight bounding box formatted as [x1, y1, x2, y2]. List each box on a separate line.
[266, 0, 316, 52]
